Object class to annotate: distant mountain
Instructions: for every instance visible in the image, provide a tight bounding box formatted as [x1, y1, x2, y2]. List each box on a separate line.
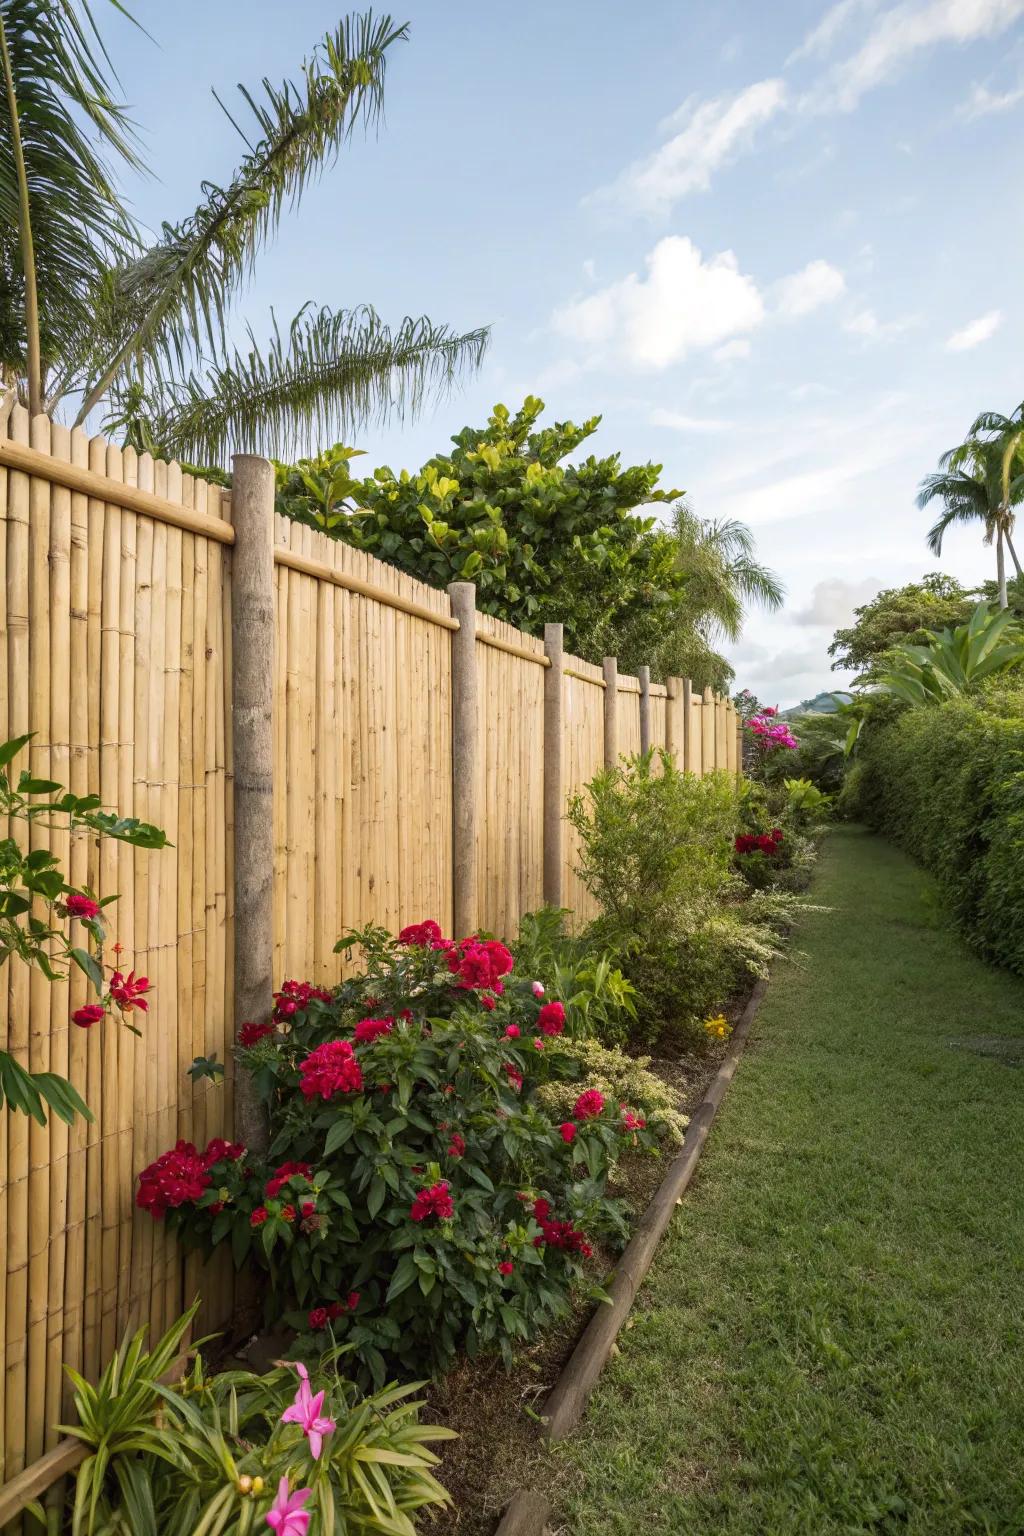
[782, 691, 851, 718]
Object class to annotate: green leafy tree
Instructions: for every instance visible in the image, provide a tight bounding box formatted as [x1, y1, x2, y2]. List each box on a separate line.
[274, 395, 688, 666]
[0, 6, 486, 457]
[918, 404, 1024, 609]
[828, 574, 975, 680]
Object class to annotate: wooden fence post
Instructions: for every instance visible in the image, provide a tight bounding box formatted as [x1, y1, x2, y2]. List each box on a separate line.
[716, 693, 728, 770]
[448, 582, 478, 936]
[638, 665, 651, 755]
[665, 676, 684, 766]
[682, 678, 695, 774]
[230, 454, 275, 1155]
[602, 656, 618, 768]
[543, 622, 564, 908]
[701, 687, 714, 775]
[736, 714, 745, 781]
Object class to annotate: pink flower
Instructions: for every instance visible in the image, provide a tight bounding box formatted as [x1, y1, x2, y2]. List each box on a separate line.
[72, 1004, 104, 1029]
[503, 1025, 521, 1039]
[559, 1122, 576, 1144]
[398, 919, 445, 947]
[480, 994, 496, 1011]
[65, 892, 100, 920]
[503, 1063, 523, 1092]
[532, 1037, 545, 1051]
[447, 1132, 466, 1158]
[537, 1001, 565, 1036]
[498, 1260, 514, 1276]
[573, 1089, 605, 1121]
[410, 1180, 454, 1222]
[621, 1108, 646, 1132]
[531, 981, 545, 998]
[298, 1040, 363, 1100]
[281, 1361, 337, 1460]
[265, 1475, 312, 1535]
[354, 1015, 393, 1044]
[109, 968, 151, 1014]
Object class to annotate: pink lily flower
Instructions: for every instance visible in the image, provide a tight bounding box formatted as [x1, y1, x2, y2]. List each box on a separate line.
[280, 1361, 337, 1460]
[265, 1475, 311, 1535]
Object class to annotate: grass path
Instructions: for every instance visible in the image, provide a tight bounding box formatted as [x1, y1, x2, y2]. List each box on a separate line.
[540, 827, 1024, 1535]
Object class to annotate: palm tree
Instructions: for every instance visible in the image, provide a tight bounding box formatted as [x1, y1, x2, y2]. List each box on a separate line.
[918, 403, 1024, 609]
[0, 5, 487, 460]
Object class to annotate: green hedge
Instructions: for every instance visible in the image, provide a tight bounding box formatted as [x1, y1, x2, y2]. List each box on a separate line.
[843, 687, 1024, 973]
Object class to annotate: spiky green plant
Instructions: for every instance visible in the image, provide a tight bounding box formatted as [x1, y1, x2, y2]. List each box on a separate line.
[875, 601, 1024, 705]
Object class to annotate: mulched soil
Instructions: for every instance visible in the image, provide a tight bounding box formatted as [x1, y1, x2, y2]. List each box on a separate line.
[422, 1012, 745, 1535]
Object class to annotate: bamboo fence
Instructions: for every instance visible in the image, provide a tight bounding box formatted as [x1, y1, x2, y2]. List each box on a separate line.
[0, 419, 743, 1520]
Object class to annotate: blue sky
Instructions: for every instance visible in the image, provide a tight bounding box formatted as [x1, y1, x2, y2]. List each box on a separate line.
[107, 0, 1024, 704]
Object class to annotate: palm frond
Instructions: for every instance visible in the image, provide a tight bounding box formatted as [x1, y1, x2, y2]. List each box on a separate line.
[74, 12, 407, 422]
[126, 303, 490, 465]
[0, 0, 140, 385]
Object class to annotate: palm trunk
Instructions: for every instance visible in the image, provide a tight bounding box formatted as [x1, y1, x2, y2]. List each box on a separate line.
[996, 527, 1008, 609]
[0, 7, 41, 418]
[1005, 525, 1022, 580]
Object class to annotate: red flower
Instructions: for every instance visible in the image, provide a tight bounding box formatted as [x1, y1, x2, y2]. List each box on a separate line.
[65, 892, 100, 920]
[399, 1009, 413, 1022]
[621, 1109, 646, 1132]
[250, 1206, 268, 1227]
[503, 1063, 523, 1093]
[398, 919, 445, 947]
[265, 1161, 313, 1198]
[537, 1001, 565, 1036]
[410, 1180, 454, 1223]
[280, 1204, 296, 1223]
[498, 1261, 514, 1276]
[300, 1200, 316, 1218]
[354, 1015, 393, 1044]
[136, 1141, 210, 1220]
[447, 1132, 466, 1158]
[480, 994, 496, 1011]
[533, 1198, 551, 1222]
[308, 1307, 329, 1331]
[446, 937, 514, 991]
[559, 1122, 576, 1144]
[109, 969, 151, 1014]
[273, 978, 332, 1022]
[201, 1138, 244, 1170]
[572, 1089, 605, 1122]
[298, 1040, 363, 1100]
[72, 1003, 104, 1029]
[238, 1021, 275, 1047]
[503, 1025, 521, 1039]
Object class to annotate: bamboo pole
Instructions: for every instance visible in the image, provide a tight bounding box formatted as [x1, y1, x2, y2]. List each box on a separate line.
[447, 583, 478, 936]
[543, 623, 564, 909]
[230, 457, 275, 1156]
[638, 665, 651, 756]
[682, 679, 696, 774]
[665, 676, 684, 767]
[602, 657, 617, 768]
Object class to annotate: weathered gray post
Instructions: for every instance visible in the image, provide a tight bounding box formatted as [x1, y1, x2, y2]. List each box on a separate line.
[543, 622, 564, 908]
[638, 665, 651, 755]
[230, 454, 276, 1154]
[602, 656, 618, 768]
[447, 582, 479, 936]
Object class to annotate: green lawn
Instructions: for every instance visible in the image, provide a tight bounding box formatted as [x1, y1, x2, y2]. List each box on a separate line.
[540, 827, 1024, 1535]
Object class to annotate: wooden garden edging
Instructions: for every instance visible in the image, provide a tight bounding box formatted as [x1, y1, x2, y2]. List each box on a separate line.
[492, 974, 769, 1535]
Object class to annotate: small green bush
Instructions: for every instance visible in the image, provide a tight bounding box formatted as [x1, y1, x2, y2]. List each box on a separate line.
[536, 1038, 689, 1144]
[843, 686, 1024, 972]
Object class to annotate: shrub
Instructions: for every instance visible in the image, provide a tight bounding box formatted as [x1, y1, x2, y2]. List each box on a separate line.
[512, 906, 638, 1046]
[843, 687, 1024, 972]
[137, 925, 663, 1382]
[567, 753, 744, 1040]
[536, 1038, 689, 1145]
[63, 1303, 453, 1535]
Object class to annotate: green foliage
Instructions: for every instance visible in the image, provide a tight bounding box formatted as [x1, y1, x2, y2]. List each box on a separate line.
[274, 396, 687, 670]
[843, 686, 1024, 972]
[142, 926, 663, 1382]
[780, 714, 849, 792]
[0, 732, 167, 1123]
[875, 601, 1024, 704]
[782, 777, 831, 826]
[512, 906, 637, 1046]
[828, 573, 975, 680]
[536, 1038, 688, 1145]
[567, 754, 753, 1040]
[63, 1302, 453, 1535]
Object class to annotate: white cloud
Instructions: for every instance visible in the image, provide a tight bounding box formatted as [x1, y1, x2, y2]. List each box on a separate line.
[793, 576, 884, 626]
[714, 338, 752, 362]
[552, 236, 765, 370]
[774, 259, 847, 317]
[650, 408, 732, 433]
[789, 0, 882, 62]
[843, 307, 917, 340]
[945, 308, 1003, 349]
[581, 258, 597, 280]
[588, 80, 787, 217]
[815, 0, 1024, 112]
[959, 79, 1024, 114]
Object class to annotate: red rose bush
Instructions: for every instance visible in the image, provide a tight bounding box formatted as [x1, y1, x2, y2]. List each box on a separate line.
[137, 922, 662, 1381]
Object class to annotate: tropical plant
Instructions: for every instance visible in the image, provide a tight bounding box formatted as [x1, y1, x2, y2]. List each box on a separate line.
[782, 777, 831, 825]
[919, 405, 1024, 609]
[828, 574, 976, 680]
[0, 732, 167, 1123]
[875, 601, 1024, 705]
[136, 924, 662, 1382]
[0, 6, 486, 459]
[62, 1301, 454, 1536]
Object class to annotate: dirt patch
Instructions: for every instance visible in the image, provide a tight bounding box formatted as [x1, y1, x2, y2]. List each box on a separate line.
[948, 1034, 1024, 1067]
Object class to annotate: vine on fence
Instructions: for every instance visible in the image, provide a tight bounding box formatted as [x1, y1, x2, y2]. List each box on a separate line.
[0, 734, 168, 1125]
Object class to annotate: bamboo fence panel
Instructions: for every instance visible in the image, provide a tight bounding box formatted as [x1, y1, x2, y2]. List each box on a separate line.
[473, 614, 544, 938]
[648, 684, 668, 756]
[616, 675, 642, 758]
[561, 655, 605, 927]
